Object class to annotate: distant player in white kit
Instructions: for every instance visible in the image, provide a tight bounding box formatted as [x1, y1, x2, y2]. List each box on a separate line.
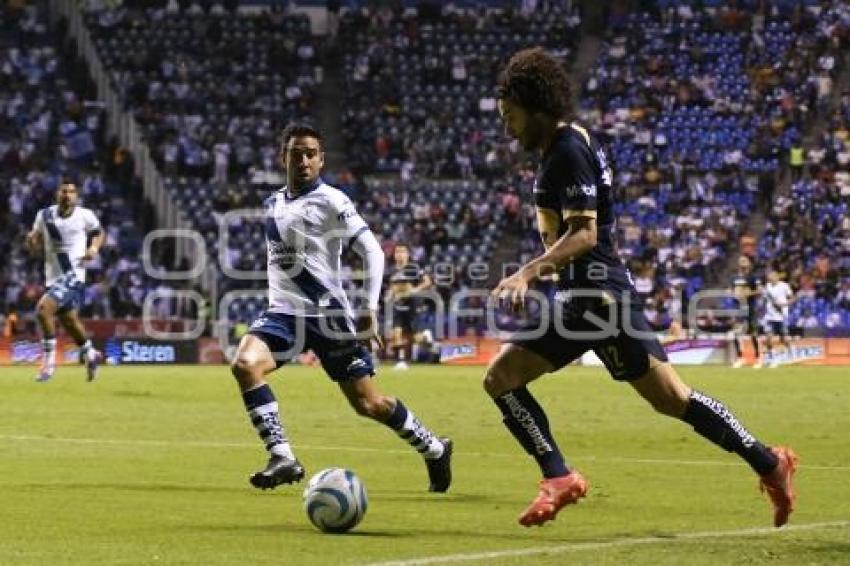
[762, 270, 794, 368]
[230, 124, 452, 492]
[25, 180, 104, 382]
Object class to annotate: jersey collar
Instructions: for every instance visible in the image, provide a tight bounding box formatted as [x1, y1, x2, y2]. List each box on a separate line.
[57, 204, 76, 218]
[284, 177, 324, 200]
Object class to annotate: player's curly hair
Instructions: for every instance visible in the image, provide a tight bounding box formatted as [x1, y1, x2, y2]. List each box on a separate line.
[497, 47, 573, 120]
[280, 123, 324, 151]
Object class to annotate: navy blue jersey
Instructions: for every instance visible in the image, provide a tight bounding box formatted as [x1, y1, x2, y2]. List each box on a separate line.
[389, 262, 426, 313]
[533, 124, 635, 300]
[389, 263, 424, 286]
[731, 272, 762, 313]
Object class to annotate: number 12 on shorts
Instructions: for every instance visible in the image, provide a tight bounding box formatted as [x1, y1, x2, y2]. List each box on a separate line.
[598, 344, 625, 373]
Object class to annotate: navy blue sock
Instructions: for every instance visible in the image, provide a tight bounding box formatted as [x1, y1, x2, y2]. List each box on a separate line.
[682, 390, 777, 475]
[494, 387, 569, 478]
[242, 384, 292, 457]
[384, 399, 444, 459]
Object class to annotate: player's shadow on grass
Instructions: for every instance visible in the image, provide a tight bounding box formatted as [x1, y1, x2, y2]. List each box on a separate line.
[20, 482, 247, 494]
[181, 523, 401, 538]
[367, 490, 494, 504]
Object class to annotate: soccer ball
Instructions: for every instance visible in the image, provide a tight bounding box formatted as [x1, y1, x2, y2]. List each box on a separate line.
[303, 468, 368, 533]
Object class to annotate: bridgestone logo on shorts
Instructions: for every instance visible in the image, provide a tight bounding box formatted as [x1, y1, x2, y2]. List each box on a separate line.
[691, 390, 756, 448]
[502, 392, 553, 456]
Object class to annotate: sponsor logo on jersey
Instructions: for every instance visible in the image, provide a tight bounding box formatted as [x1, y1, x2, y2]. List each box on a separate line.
[337, 208, 357, 221]
[564, 184, 597, 198]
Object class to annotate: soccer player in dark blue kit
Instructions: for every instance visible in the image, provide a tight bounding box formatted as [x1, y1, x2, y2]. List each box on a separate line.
[486, 48, 797, 528]
[730, 255, 764, 368]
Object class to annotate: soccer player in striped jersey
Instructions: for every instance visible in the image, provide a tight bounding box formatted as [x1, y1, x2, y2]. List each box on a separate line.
[25, 180, 104, 382]
[230, 124, 452, 492]
[487, 48, 797, 528]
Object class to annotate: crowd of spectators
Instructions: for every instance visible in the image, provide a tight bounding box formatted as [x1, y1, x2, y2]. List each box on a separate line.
[85, 1, 316, 185]
[11, 0, 842, 340]
[0, 3, 183, 338]
[755, 88, 850, 334]
[338, 2, 581, 176]
[569, 0, 850, 332]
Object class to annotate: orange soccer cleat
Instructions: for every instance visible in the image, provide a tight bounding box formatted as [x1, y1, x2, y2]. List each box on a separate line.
[759, 446, 799, 527]
[518, 470, 589, 527]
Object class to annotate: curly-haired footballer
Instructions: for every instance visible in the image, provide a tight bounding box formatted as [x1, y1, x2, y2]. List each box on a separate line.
[486, 48, 797, 528]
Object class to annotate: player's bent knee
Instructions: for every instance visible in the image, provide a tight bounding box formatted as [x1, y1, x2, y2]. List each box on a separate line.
[351, 395, 391, 420]
[483, 357, 520, 398]
[36, 301, 53, 320]
[230, 355, 263, 382]
[634, 362, 690, 418]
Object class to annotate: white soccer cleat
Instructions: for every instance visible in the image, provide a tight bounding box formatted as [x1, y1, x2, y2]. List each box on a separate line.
[86, 349, 103, 382]
[753, 359, 764, 369]
[393, 361, 409, 371]
[732, 359, 744, 369]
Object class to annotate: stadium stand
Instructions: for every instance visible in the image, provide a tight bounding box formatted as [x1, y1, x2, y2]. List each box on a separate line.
[84, 4, 315, 183]
[13, 0, 843, 343]
[80, 2, 319, 330]
[337, 3, 581, 176]
[573, 0, 849, 331]
[0, 3, 166, 336]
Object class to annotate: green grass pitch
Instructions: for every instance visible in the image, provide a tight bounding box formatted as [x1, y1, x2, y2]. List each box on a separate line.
[1, 363, 848, 565]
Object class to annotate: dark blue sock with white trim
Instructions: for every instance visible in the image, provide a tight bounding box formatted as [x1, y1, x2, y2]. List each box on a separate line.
[384, 399, 444, 459]
[242, 384, 294, 459]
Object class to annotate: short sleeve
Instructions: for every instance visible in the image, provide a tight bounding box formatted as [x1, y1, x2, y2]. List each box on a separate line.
[331, 193, 369, 242]
[557, 140, 599, 219]
[84, 208, 102, 234]
[32, 209, 45, 232]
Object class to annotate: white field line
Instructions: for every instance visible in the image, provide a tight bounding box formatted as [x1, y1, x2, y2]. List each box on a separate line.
[0, 434, 848, 471]
[364, 521, 850, 566]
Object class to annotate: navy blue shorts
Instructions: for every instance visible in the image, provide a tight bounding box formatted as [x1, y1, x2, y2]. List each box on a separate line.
[392, 302, 415, 333]
[46, 274, 85, 314]
[764, 320, 788, 337]
[247, 311, 375, 382]
[508, 299, 669, 381]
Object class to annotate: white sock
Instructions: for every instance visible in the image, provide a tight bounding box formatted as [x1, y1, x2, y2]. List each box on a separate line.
[81, 339, 98, 362]
[270, 442, 296, 460]
[43, 338, 57, 367]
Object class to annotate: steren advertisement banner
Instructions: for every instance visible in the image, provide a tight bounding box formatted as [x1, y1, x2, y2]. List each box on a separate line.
[0, 337, 198, 365]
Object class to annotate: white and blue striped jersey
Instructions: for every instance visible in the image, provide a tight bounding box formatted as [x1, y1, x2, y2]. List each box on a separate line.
[32, 205, 102, 286]
[264, 180, 378, 319]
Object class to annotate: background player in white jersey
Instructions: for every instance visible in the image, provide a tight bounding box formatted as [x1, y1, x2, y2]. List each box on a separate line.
[762, 270, 795, 368]
[24, 181, 104, 382]
[230, 124, 452, 492]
